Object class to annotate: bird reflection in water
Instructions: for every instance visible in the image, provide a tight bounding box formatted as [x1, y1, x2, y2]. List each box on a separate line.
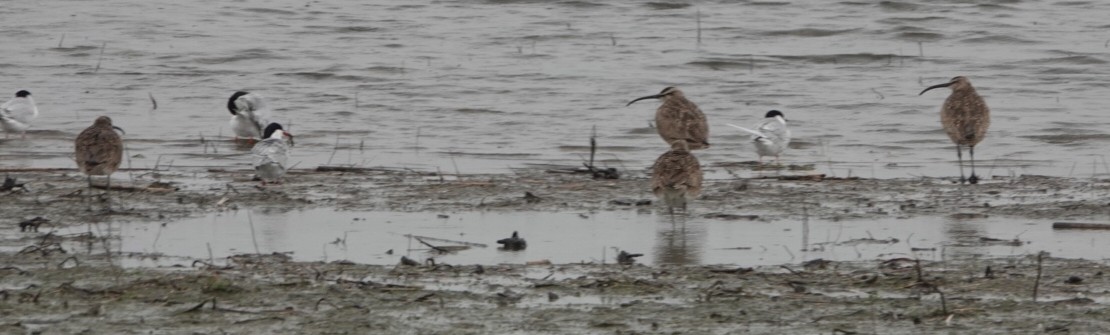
[652, 213, 705, 265]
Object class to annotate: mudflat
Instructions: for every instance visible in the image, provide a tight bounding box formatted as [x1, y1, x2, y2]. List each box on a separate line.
[1, 168, 1109, 334]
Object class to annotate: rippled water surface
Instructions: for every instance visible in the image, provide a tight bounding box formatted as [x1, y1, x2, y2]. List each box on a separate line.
[2, 0, 1109, 178]
[54, 209, 1110, 266]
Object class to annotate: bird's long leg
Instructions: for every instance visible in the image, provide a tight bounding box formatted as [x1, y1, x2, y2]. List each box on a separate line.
[968, 145, 979, 184]
[955, 145, 966, 184]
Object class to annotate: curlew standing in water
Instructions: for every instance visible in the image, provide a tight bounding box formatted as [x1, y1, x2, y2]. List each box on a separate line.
[252, 122, 293, 186]
[725, 110, 791, 164]
[627, 87, 710, 150]
[227, 91, 272, 143]
[920, 76, 991, 184]
[651, 140, 704, 215]
[0, 90, 39, 139]
[75, 116, 125, 208]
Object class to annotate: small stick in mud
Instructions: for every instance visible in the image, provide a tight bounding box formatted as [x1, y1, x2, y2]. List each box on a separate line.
[914, 258, 924, 282]
[1033, 251, 1045, 302]
[1052, 222, 1110, 230]
[247, 212, 261, 255]
[695, 9, 702, 46]
[403, 234, 487, 248]
[179, 298, 216, 314]
[57, 256, 79, 269]
[94, 42, 107, 73]
[415, 238, 450, 254]
[148, 92, 157, 111]
[577, 126, 620, 179]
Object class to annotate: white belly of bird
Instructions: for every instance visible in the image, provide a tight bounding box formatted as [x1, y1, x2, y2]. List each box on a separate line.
[754, 138, 783, 157]
[0, 118, 30, 133]
[230, 115, 261, 138]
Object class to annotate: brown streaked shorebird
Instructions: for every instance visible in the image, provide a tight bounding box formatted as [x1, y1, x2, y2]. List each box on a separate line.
[75, 116, 125, 204]
[920, 76, 991, 184]
[651, 140, 704, 215]
[627, 87, 710, 150]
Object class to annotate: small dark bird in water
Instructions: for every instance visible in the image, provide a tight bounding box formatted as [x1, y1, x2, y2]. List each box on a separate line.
[75, 116, 125, 209]
[617, 250, 643, 265]
[497, 231, 527, 251]
[627, 86, 710, 150]
[920, 76, 991, 184]
[18, 216, 50, 232]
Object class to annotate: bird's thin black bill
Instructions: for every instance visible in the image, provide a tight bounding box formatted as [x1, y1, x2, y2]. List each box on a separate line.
[919, 82, 952, 95]
[626, 94, 661, 106]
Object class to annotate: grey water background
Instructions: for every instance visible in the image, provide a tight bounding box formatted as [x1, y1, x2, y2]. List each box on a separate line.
[3, 1, 1110, 265]
[2, 0, 1109, 179]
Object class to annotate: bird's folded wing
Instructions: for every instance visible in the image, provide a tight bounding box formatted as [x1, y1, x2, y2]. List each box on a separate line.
[251, 140, 288, 167]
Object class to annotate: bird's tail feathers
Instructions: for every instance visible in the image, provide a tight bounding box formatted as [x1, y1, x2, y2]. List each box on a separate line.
[725, 123, 764, 137]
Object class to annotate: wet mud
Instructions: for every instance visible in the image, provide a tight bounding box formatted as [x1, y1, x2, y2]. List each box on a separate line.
[2, 168, 1110, 333]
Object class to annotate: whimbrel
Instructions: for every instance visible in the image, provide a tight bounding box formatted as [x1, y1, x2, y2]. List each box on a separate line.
[75, 116, 125, 208]
[227, 91, 272, 143]
[651, 140, 704, 215]
[627, 87, 710, 150]
[0, 90, 38, 139]
[252, 123, 293, 185]
[920, 76, 991, 184]
[725, 110, 791, 164]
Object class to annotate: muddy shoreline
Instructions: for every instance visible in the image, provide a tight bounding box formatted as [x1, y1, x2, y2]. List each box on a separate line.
[2, 168, 1110, 333]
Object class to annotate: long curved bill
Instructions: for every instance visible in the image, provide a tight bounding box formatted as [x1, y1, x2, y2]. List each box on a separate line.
[112, 126, 126, 135]
[919, 82, 953, 95]
[626, 94, 661, 106]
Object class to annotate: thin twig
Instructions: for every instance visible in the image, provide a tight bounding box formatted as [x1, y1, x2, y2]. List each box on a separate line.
[1033, 251, 1045, 302]
[247, 212, 260, 255]
[94, 42, 107, 73]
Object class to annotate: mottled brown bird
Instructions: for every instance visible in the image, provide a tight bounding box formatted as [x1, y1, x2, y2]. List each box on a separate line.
[627, 87, 710, 150]
[920, 76, 991, 184]
[651, 140, 703, 214]
[75, 116, 125, 193]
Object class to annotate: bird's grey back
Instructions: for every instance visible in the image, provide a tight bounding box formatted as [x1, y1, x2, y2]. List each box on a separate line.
[252, 138, 288, 168]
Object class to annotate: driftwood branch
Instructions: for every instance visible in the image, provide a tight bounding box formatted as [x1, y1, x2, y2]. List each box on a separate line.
[415, 238, 450, 254]
[754, 174, 861, 181]
[403, 234, 487, 248]
[1052, 222, 1110, 230]
[316, 165, 437, 176]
